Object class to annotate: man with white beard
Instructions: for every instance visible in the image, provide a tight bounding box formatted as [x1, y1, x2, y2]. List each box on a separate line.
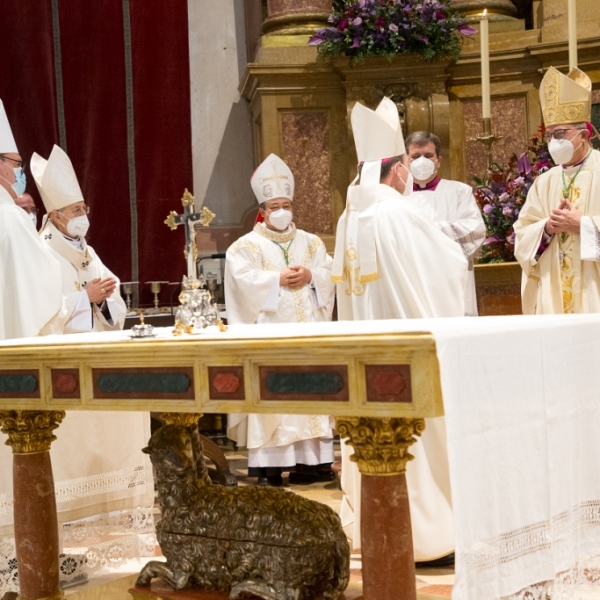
[333, 97, 467, 563]
[225, 154, 336, 486]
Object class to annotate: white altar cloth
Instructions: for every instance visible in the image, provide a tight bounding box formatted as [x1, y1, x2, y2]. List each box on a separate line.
[3, 314, 600, 599]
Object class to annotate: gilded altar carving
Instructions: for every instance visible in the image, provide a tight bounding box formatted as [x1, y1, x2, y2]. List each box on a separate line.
[157, 412, 203, 427]
[0, 410, 65, 454]
[336, 417, 426, 475]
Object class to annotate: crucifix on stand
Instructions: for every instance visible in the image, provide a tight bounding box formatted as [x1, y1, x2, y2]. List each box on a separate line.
[164, 189, 216, 280]
[164, 189, 223, 335]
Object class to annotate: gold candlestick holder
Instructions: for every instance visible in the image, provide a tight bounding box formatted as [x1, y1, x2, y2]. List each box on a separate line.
[475, 117, 502, 169]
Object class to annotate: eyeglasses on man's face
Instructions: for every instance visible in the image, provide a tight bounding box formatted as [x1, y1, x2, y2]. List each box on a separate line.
[0, 154, 25, 170]
[542, 128, 584, 143]
[60, 204, 90, 218]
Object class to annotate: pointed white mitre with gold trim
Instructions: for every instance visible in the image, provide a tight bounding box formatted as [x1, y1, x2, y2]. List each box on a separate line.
[250, 153, 294, 204]
[352, 96, 406, 166]
[540, 66, 591, 126]
[31, 144, 84, 212]
[0, 100, 18, 154]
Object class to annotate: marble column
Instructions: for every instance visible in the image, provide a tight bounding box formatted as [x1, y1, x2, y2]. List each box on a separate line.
[336, 417, 426, 600]
[263, 0, 332, 35]
[0, 410, 65, 600]
[452, 0, 518, 22]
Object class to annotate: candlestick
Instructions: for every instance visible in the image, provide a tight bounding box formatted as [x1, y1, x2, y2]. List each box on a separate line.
[480, 10, 491, 119]
[568, 0, 577, 70]
[475, 118, 502, 169]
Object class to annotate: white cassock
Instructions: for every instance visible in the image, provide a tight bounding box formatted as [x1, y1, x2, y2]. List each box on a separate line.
[225, 222, 336, 468]
[334, 182, 468, 560]
[0, 187, 63, 339]
[405, 179, 486, 316]
[40, 221, 127, 332]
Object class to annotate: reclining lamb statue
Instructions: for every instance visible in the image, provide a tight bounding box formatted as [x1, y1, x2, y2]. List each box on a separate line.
[136, 423, 350, 600]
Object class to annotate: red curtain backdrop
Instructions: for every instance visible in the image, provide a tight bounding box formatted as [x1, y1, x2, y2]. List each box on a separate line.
[0, 0, 193, 307]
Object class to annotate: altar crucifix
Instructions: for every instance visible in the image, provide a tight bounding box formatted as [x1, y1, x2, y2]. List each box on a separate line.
[164, 189, 216, 279]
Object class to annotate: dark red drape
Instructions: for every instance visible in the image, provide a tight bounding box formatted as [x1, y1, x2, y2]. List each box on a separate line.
[0, 0, 193, 307]
[0, 1, 58, 207]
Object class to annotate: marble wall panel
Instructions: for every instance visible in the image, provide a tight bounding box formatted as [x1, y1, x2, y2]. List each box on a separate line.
[462, 96, 528, 184]
[267, 0, 331, 16]
[280, 111, 333, 235]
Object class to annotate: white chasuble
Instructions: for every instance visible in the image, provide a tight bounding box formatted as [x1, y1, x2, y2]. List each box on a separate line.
[0, 188, 63, 340]
[225, 223, 335, 463]
[334, 182, 468, 561]
[514, 149, 600, 315]
[405, 179, 486, 316]
[40, 221, 127, 332]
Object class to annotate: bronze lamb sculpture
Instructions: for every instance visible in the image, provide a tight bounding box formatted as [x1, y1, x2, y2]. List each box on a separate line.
[136, 424, 350, 600]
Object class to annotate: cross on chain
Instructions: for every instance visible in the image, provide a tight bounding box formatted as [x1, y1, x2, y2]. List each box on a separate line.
[259, 161, 289, 194]
[165, 189, 215, 279]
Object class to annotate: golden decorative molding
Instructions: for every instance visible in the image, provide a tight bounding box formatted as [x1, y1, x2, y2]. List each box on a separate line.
[0, 410, 65, 454]
[452, 0, 517, 22]
[337, 417, 426, 476]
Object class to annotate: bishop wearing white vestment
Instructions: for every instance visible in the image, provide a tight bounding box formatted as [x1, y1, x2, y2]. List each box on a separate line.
[32, 145, 127, 332]
[225, 154, 336, 486]
[0, 100, 64, 340]
[332, 98, 468, 561]
[515, 67, 600, 315]
[404, 131, 485, 316]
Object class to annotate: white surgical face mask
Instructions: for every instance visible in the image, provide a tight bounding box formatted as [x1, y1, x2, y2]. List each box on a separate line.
[62, 214, 90, 238]
[394, 163, 413, 197]
[410, 156, 437, 181]
[548, 130, 582, 165]
[29, 213, 37, 228]
[267, 208, 293, 231]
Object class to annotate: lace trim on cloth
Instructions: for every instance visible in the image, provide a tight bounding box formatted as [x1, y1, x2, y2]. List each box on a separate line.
[460, 500, 600, 599]
[0, 506, 156, 596]
[595, 227, 600, 262]
[0, 465, 148, 518]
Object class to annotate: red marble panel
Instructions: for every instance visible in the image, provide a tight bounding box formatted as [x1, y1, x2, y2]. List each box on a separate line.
[280, 111, 333, 235]
[208, 367, 245, 401]
[51, 368, 80, 399]
[365, 365, 412, 403]
[463, 96, 528, 184]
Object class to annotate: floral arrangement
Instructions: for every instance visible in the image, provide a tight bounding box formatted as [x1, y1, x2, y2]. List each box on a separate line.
[308, 0, 477, 62]
[474, 127, 554, 263]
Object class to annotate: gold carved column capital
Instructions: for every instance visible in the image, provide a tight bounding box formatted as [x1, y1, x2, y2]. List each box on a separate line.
[452, 0, 517, 22]
[0, 410, 65, 454]
[337, 417, 426, 476]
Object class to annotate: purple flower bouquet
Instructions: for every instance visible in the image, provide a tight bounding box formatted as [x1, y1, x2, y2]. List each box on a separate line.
[309, 0, 476, 62]
[474, 127, 554, 263]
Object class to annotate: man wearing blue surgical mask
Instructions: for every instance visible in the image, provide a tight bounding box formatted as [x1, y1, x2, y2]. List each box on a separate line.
[225, 153, 336, 487]
[403, 131, 486, 316]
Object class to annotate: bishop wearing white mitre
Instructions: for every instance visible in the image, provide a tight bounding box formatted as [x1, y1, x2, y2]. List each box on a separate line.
[0, 100, 63, 340]
[225, 154, 336, 486]
[515, 67, 600, 315]
[32, 145, 127, 332]
[332, 97, 468, 561]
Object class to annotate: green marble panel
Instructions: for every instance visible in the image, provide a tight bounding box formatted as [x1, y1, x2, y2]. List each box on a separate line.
[0, 375, 38, 394]
[96, 373, 191, 394]
[265, 372, 343, 395]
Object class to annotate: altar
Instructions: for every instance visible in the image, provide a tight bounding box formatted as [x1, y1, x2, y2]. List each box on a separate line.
[2, 314, 600, 600]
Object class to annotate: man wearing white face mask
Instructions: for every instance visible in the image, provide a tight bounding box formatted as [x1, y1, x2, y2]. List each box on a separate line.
[333, 98, 468, 564]
[32, 144, 127, 332]
[404, 131, 485, 316]
[225, 153, 336, 486]
[515, 66, 600, 314]
[15, 192, 39, 228]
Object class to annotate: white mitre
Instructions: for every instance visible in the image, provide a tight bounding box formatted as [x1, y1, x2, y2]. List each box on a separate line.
[31, 144, 84, 212]
[250, 153, 294, 204]
[332, 97, 406, 284]
[0, 100, 18, 154]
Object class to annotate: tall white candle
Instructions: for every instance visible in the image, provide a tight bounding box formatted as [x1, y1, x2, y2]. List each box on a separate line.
[568, 0, 577, 70]
[480, 10, 491, 119]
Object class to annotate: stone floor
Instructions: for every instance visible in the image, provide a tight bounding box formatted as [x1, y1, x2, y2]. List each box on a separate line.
[63, 441, 454, 599]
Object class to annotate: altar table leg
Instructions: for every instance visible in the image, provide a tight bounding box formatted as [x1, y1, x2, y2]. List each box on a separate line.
[337, 417, 425, 600]
[0, 411, 65, 600]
